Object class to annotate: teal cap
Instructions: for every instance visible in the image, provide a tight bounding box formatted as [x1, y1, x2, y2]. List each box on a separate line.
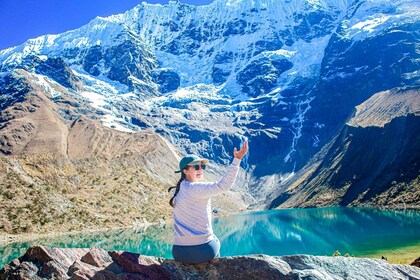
[175, 154, 209, 173]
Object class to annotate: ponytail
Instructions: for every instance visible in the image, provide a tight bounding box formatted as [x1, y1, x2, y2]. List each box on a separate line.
[168, 172, 185, 207]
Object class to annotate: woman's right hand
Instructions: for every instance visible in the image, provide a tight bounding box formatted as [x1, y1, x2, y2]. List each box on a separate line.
[234, 141, 248, 160]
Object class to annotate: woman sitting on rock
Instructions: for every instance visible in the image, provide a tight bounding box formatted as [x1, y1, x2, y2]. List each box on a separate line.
[168, 142, 248, 264]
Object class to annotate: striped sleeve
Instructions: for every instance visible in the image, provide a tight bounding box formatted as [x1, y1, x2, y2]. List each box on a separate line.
[187, 157, 241, 199]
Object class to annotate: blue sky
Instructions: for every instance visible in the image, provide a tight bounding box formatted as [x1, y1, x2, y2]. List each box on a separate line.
[0, 0, 213, 50]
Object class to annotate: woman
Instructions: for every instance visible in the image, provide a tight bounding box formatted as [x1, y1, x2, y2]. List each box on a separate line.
[169, 142, 248, 264]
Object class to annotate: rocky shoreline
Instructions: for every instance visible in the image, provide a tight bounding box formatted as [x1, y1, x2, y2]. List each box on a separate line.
[1, 246, 419, 280]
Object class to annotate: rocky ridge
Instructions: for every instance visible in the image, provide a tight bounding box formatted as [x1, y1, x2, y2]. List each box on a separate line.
[0, 67, 249, 236]
[267, 88, 420, 209]
[1, 246, 419, 280]
[0, 0, 419, 235]
[1, 0, 417, 181]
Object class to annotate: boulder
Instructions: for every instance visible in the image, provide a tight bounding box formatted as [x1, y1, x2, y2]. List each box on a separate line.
[412, 257, 420, 268]
[80, 247, 112, 268]
[68, 260, 102, 280]
[1, 246, 419, 280]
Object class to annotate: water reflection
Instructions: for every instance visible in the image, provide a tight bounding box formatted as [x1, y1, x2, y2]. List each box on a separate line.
[0, 224, 174, 268]
[1, 207, 419, 269]
[215, 207, 420, 257]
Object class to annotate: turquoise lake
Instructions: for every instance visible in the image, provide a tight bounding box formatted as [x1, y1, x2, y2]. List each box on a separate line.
[1, 207, 419, 269]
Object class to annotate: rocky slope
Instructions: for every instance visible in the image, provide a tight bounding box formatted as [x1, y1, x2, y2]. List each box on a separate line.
[0, 0, 419, 235]
[267, 87, 420, 209]
[1, 246, 419, 280]
[0, 69, 248, 235]
[1, 0, 418, 197]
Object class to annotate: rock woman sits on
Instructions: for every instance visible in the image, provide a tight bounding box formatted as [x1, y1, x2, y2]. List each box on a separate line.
[168, 142, 248, 264]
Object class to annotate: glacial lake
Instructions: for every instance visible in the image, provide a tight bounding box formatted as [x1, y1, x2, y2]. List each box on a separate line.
[1, 207, 419, 269]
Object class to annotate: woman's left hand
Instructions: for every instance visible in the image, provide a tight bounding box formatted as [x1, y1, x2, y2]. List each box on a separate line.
[234, 141, 248, 160]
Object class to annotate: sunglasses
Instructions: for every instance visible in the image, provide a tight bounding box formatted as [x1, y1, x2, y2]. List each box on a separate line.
[191, 164, 206, 171]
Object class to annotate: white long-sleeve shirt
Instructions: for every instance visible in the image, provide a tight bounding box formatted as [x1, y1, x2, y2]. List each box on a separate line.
[173, 157, 241, 246]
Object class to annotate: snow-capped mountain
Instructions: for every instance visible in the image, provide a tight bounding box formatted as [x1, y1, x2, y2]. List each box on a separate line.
[0, 0, 419, 204]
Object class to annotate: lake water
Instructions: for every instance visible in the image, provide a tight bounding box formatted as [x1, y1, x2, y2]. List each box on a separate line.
[1, 207, 419, 269]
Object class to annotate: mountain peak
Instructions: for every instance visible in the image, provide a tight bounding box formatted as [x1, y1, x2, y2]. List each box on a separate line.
[1, 0, 418, 210]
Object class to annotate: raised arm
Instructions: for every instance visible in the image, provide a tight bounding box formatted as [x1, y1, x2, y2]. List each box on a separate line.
[187, 142, 249, 198]
[234, 141, 248, 160]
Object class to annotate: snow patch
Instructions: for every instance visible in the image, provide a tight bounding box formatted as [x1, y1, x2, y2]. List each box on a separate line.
[284, 97, 314, 163]
[102, 114, 135, 133]
[79, 91, 108, 109]
[71, 66, 128, 95]
[30, 73, 62, 99]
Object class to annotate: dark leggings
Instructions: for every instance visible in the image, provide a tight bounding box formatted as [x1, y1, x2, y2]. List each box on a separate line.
[172, 238, 220, 264]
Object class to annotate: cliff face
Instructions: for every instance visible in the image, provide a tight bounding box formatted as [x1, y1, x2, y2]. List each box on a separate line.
[1, 246, 419, 280]
[268, 88, 420, 209]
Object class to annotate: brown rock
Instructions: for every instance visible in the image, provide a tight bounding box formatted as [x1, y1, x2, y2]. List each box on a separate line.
[21, 246, 55, 265]
[0, 258, 21, 276]
[109, 251, 171, 279]
[81, 247, 112, 268]
[69, 260, 102, 280]
[5, 261, 41, 280]
[39, 260, 67, 280]
[0, 246, 89, 280]
[90, 270, 120, 280]
[10, 259, 21, 267]
[2, 247, 420, 280]
[71, 271, 91, 280]
[21, 245, 89, 269]
[411, 257, 420, 268]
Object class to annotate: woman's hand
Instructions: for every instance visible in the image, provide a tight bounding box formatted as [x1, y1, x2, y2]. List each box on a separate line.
[234, 141, 248, 160]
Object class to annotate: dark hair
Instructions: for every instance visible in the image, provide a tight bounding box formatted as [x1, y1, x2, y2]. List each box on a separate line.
[168, 171, 186, 207]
